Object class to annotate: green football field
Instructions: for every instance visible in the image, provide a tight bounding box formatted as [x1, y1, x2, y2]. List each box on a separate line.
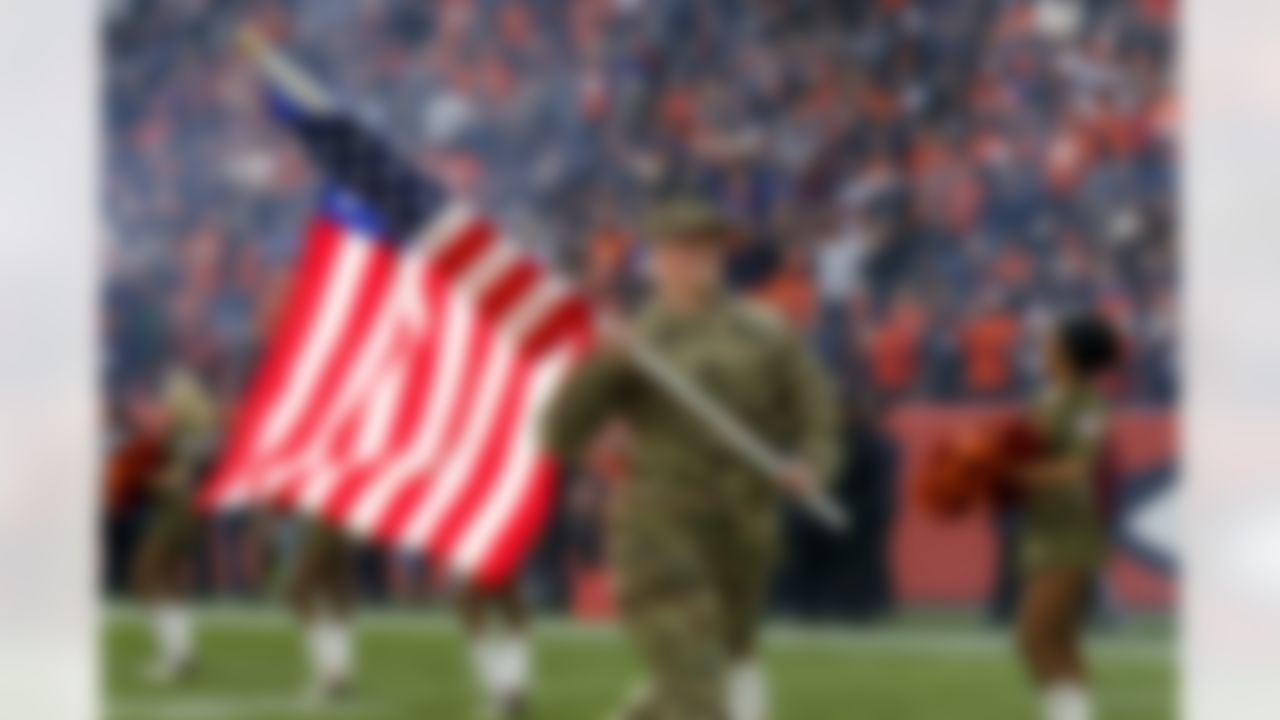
[105, 607, 1174, 720]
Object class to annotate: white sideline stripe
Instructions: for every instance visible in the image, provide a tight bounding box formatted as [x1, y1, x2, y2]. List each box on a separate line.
[107, 697, 383, 719]
[104, 607, 1172, 661]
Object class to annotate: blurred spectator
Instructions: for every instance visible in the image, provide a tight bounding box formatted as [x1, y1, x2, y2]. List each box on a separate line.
[756, 245, 818, 332]
[864, 291, 926, 397]
[958, 294, 1023, 398]
[104, 0, 1177, 412]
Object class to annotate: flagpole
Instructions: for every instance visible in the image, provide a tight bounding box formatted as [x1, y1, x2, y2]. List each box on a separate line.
[235, 28, 335, 115]
[612, 322, 851, 531]
[233, 28, 850, 533]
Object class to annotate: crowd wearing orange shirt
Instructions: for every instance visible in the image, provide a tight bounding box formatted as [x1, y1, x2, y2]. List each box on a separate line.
[105, 0, 1176, 420]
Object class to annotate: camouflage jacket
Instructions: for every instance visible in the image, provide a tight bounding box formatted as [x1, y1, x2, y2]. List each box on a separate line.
[543, 297, 839, 529]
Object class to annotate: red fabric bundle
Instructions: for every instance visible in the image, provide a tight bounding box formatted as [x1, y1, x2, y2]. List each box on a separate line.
[105, 433, 166, 513]
[918, 415, 1042, 519]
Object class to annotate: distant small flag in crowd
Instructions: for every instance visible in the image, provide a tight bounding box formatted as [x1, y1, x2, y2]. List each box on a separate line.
[200, 51, 593, 587]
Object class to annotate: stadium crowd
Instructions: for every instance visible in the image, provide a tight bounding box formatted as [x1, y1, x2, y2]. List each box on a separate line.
[103, 0, 1176, 606]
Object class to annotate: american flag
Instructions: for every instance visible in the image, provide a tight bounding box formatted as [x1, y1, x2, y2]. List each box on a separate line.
[200, 93, 593, 587]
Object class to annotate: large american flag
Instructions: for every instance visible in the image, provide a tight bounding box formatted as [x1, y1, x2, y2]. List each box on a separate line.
[200, 96, 593, 587]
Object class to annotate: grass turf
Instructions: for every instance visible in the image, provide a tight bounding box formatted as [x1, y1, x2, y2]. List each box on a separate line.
[105, 607, 1173, 720]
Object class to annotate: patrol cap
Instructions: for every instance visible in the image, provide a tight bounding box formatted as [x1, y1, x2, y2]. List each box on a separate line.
[646, 199, 736, 246]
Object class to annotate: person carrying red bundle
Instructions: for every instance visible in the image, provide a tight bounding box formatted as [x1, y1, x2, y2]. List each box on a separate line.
[919, 313, 1122, 720]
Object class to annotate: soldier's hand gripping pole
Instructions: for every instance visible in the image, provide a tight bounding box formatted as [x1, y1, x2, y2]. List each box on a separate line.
[607, 320, 851, 533]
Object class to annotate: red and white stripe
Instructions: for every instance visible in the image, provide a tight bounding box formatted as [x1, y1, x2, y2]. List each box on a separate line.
[201, 203, 592, 586]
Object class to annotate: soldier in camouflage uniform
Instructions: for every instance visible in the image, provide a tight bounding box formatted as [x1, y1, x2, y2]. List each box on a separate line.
[284, 517, 358, 702]
[132, 365, 218, 682]
[543, 201, 839, 720]
[1012, 314, 1121, 720]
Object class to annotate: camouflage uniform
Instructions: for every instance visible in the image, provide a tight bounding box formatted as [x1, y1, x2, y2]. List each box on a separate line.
[1021, 387, 1108, 573]
[286, 520, 357, 618]
[133, 368, 218, 598]
[544, 295, 838, 720]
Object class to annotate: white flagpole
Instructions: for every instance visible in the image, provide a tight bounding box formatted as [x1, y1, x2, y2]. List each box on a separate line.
[235, 28, 849, 533]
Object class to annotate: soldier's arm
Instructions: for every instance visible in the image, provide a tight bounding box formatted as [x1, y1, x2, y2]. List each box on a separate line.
[541, 348, 636, 461]
[780, 336, 841, 486]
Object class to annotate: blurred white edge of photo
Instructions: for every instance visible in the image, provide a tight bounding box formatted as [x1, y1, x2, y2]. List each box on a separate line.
[1, 1, 1280, 718]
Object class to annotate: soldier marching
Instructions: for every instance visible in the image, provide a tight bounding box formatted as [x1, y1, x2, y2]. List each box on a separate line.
[544, 199, 840, 720]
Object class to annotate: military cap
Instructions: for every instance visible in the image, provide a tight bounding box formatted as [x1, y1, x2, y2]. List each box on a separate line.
[646, 199, 736, 245]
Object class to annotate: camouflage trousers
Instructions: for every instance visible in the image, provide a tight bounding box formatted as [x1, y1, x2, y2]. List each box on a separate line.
[287, 523, 357, 618]
[610, 510, 777, 720]
[132, 506, 198, 599]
